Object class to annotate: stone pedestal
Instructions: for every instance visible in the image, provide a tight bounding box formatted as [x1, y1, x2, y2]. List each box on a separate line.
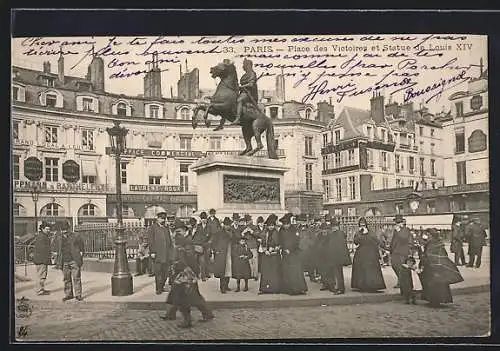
[191, 155, 289, 219]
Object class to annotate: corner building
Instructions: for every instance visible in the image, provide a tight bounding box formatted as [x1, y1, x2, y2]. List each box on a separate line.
[12, 55, 331, 234]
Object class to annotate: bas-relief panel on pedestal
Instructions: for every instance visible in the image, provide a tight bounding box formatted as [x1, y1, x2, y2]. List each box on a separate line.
[223, 175, 280, 204]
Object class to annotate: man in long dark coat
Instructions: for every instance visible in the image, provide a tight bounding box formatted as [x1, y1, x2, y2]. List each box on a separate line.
[33, 221, 53, 295]
[320, 218, 351, 294]
[209, 217, 233, 293]
[390, 214, 412, 289]
[254, 216, 266, 275]
[451, 220, 467, 266]
[241, 214, 259, 280]
[193, 212, 212, 280]
[465, 217, 487, 268]
[205, 208, 221, 277]
[279, 213, 308, 295]
[147, 211, 173, 295]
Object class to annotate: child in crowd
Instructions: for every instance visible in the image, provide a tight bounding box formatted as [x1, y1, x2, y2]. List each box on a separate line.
[399, 255, 423, 304]
[232, 237, 253, 292]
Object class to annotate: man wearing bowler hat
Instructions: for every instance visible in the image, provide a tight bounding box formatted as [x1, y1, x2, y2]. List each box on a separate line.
[390, 214, 413, 289]
[147, 211, 173, 295]
[193, 212, 211, 280]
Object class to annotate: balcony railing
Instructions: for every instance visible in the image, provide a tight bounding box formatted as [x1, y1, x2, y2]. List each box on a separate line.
[285, 182, 322, 192]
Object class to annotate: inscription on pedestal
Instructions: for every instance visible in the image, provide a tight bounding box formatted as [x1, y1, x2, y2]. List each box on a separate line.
[223, 175, 280, 203]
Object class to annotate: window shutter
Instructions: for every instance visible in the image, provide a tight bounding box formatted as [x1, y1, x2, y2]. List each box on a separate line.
[379, 151, 384, 167]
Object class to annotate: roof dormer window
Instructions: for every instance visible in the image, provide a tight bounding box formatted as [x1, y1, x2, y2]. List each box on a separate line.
[42, 77, 55, 87]
[76, 95, 99, 113]
[305, 108, 312, 119]
[111, 99, 132, 117]
[39, 89, 63, 108]
[145, 102, 164, 119]
[12, 84, 26, 102]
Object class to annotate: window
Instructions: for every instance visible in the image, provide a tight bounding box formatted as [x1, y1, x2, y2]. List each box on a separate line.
[396, 179, 401, 188]
[81, 204, 97, 216]
[323, 133, 328, 147]
[396, 202, 404, 214]
[366, 125, 373, 139]
[117, 102, 127, 116]
[180, 107, 190, 120]
[381, 151, 388, 170]
[381, 129, 386, 141]
[305, 163, 313, 191]
[430, 159, 436, 176]
[419, 126, 424, 136]
[180, 163, 189, 192]
[347, 208, 356, 217]
[122, 204, 133, 217]
[334, 208, 342, 216]
[270, 107, 278, 119]
[383, 177, 389, 189]
[409, 156, 415, 173]
[42, 77, 55, 87]
[149, 176, 161, 185]
[82, 129, 94, 151]
[334, 152, 341, 168]
[150, 105, 160, 118]
[430, 129, 435, 137]
[348, 149, 355, 165]
[335, 178, 342, 201]
[13, 86, 19, 101]
[419, 157, 425, 176]
[456, 102, 464, 117]
[334, 130, 341, 144]
[177, 205, 195, 218]
[322, 155, 328, 171]
[120, 162, 127, 184]
[455, 127, 465, 154]
[82, 98, 93, 112]
[430, 143, 435, 155]
[395, 154, 400, 173]
[45, 158, 58, 181]
[323, 179, 330, 200]
[209, 137, 221, 150]
[367, 149, 373, 168]
[349, 176, 356, 200]
[45, 93, 57, 107]
[82, 176, 96, 184]
[45, 126, 58, 143]
[42, 203, 59, 216]
[426, 201, 436, 214]
[13, 155, 20, 180]
[180, 136, 192, 150]
[13, 121, 19, 140]
[305, 136, 313, 156]
[305, 109, 312, 119]
[14, 204, 24, 217]
[457, 161, 467, 185]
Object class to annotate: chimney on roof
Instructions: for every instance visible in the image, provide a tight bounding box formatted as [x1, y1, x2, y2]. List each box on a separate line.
[143, 53, 162, 99]
[370, 91, 385, 123]
[275, 69, 286, 102]
[317, 101, 335, 123]
[88, 56, 105, 92]
[58, 51, 64, 84]
[479, 57, 484, 77]
[43, 61, 51, 73]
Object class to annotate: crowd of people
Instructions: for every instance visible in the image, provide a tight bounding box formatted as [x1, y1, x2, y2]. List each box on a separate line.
[28, 210, 487, 328]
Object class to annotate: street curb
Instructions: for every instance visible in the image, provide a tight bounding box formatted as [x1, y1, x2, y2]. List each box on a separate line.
[24, 284, 489, 311]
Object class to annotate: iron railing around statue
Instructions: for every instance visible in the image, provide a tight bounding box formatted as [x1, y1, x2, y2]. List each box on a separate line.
[74, 222, 147, 260]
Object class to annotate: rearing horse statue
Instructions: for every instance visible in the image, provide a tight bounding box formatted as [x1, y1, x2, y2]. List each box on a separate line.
[191, 60, 278, 159]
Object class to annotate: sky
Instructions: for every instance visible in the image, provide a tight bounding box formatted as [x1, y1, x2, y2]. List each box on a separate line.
[11, 34, 488, 114]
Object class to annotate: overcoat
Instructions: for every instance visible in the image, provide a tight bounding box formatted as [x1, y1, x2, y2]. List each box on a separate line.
[351, 230, 386, 291]
[147, 222, 173, 264]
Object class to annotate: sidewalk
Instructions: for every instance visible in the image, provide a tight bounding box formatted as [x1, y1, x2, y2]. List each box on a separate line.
[15, 248, 490, 310]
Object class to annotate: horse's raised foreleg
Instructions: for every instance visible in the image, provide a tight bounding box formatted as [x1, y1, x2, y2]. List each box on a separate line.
[191, 106, 201, 129]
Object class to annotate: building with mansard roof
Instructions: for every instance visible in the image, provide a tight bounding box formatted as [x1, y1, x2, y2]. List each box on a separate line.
[12, 54, 333, 235]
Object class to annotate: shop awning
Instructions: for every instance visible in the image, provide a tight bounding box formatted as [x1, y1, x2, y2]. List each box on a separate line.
[148, 161, 164, 177]
[81, 160, 97, 176]
[403, 214, 454, 230]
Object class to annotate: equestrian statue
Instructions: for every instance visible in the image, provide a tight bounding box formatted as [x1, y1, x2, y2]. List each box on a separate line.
[191, 59, 278, 159]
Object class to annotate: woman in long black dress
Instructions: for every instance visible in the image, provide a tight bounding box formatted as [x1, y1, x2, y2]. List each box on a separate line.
[351, 217, 386, 293]
[258, 214, 282, 294]
[420, 228, 463, 308]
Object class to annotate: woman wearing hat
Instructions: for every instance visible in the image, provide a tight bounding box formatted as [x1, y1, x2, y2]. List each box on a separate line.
[419, 228, 463, 308]
[209, 217, 234, 293]
[279, 213, 308, 295]
[390, 214, 413, 289]
[351, 217, 386, 293]
[259, 214, 282, 294]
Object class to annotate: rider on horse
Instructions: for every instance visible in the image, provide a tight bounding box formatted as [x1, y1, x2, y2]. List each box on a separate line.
[232, 58, 259, 125]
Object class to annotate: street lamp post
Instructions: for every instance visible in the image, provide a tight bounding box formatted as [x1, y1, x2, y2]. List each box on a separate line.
[30, 186, 40, 233]
[107, 121, 133, 296]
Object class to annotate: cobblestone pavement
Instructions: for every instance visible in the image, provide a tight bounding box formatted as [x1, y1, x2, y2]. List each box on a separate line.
[14, 292, 490, 341]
